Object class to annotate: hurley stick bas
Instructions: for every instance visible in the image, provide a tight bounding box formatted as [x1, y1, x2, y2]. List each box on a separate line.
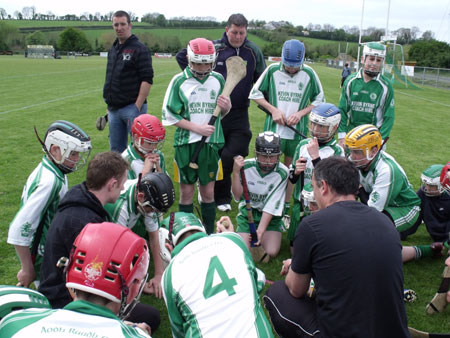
[189, 56, 247, 169]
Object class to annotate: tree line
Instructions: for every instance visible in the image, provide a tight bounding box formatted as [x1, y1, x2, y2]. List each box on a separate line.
[0, 9, 449, 68]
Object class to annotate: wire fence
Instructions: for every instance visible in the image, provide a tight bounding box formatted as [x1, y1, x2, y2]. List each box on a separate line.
[327, 60, 450, 90]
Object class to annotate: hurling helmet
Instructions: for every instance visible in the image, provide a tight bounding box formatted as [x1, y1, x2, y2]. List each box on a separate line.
[255, 131, 281, 172]
[421, 164, 444, 197]
[131, 114, 165, 155]
[309, 103, 341, 143]
[65, 222, 149, 319]
[44, 120, 91, 174]
[187, 38, 216, 78]
[344, 124, 382, 168]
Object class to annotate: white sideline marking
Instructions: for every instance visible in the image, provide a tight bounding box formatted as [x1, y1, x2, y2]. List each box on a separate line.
[0, 68, 104, 80]
[396, 90, 450, 108]
[0, 89, 100, 115]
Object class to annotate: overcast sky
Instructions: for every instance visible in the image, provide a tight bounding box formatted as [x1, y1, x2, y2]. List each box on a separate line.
[2, 0, 450, 43]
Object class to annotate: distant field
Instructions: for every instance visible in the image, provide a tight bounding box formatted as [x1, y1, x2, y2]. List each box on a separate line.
[0, 56, 449, 335]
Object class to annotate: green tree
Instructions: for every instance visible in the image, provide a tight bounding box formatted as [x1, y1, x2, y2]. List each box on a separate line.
[25, 30, 46, 45]
[0, 21, 19, 50]
[408, 40, 450, 68]
[58, 27, 91, 52]
[156, 14, 167, 27]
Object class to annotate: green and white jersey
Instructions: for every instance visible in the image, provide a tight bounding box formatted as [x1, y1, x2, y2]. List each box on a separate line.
[0, 300, 150, 337]
[234, 159, 288, 216]
[122, 144, 166, 180]
[8, 156, 68, 260]
[162, 68, 225, 147]
[291, 138, 344, 201]
[104, 179, 159, 234]
[249, 62, 324, 140]
[338, 69, 395, 140]
[360, 151, 421, 217]
[162, 232, 273, 338]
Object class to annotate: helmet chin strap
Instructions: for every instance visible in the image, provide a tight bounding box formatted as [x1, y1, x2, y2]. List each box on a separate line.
[364, 69, 379, 78]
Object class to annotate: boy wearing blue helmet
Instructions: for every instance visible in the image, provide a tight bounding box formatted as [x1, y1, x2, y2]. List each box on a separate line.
[249, 39, 325, 169]
[286, 103, 344, 249]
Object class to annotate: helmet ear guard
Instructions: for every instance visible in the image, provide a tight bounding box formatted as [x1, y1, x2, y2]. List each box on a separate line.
[137, 172, 175, 214]
[65, 222, 149, 319]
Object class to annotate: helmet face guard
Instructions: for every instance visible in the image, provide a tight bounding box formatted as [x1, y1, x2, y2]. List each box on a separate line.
[282, 39, 305, 72]
[255, 131, 281, 172]
[65, 222, 149, 319]
[362, 42, 386, 78]
[137, 172, 175, 215]
[131, 115, 165, 155]
[308, 103, 341, 143]
[43, 120, 91, 174]
[344, 124, 382, 169]
[441, 163, 450, 194]
[187, 38, 216, 79]
[421, 164, 444, 197]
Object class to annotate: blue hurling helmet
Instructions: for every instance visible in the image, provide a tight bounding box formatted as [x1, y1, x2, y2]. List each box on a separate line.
[282, 40, 305, 68]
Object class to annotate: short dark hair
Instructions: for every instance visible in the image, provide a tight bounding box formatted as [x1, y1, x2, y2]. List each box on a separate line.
[313, 157, 359, 196]
[227, 14, 248, 28]
[345, 63, 349, 67]
[113, 10, 130, 24]
[85, 152, 128, 190]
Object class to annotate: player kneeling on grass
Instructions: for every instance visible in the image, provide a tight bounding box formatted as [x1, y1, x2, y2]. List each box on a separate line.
[0, 222, 152, 337]
[7, 120, 91, 288]
[160, 212, 274, 338]
[105, 172, 175, 298]
[232, 131, 288, 260]
[122, 114, 167, 179]
[401, 164, 450, 243]
[162, 38, 231, 234]
[345, 124, 444, 262]
[286, 103, 343, 252]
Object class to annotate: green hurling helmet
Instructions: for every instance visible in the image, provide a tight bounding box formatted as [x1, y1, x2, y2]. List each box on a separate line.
[421, 164, 445, 196]
[0, 285, 51, 319]
[161, 212, 206, 247]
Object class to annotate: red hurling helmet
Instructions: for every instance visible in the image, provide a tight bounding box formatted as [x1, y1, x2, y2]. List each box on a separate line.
[131, 114, 165, 155]
[187, 38, 216, 78]
[65, 222, 149, 318]
[441, 162, 450, 194]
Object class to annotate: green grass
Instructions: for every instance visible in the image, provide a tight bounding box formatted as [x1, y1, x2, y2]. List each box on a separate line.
[1, 55, 450, 335]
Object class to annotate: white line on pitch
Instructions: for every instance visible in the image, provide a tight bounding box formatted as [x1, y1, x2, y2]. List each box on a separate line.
[396, 90, 450, 108]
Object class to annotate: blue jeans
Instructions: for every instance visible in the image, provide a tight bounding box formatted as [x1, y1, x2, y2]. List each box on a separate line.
[108, 103, 147, 152]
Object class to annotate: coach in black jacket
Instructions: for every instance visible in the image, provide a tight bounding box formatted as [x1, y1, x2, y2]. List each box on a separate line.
[176, 13, 266, 211]
[103, 10, 153, 153]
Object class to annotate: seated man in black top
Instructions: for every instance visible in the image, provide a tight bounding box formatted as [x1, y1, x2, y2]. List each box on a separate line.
[263, 157, 409, 338]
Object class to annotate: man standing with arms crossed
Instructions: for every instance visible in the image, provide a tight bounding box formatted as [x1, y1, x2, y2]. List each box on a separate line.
[176, 14, 266, 211]
[103, 10, 154, 153]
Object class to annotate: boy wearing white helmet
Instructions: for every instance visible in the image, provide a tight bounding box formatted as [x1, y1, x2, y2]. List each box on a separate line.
[7, 121, 91, 288]
[338, 42, 395, 147]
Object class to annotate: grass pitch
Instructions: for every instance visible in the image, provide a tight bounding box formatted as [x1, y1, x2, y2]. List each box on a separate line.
[1, 55, 450, 336]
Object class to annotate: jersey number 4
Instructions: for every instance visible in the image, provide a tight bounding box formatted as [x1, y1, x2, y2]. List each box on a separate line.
[203, 255, 237, 299]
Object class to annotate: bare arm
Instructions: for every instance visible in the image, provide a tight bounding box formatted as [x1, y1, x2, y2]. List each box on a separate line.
[146, 230, 164, 299]
[14, 245, 36, 287]
[231, 156, 245, 201]
[285, 266, 311, 298]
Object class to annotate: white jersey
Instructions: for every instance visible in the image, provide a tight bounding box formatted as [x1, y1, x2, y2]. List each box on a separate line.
[121, 144, 166, 180]
[0, 300, 150, 337]
[104, 179, 159, 233]
[249, 62, 324, 140]
[162, 232, 273, 338]
[291, 138, 344, 201]
[8, 156, 68, 250]
[234, 159, 288, 216]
